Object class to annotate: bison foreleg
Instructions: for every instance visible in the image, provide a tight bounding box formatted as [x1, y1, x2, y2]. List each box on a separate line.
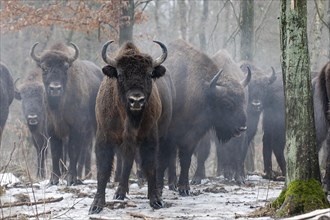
[140, 138, 164, 209]
[157, 137, 176, 195]
[89, 140, 114, 214]
[49, 136, 63, 185]
[66, 132, 85, 186]
[114, 143, 135, 200]
[191, 136, 211, 185]
[177, 146, 193, 196]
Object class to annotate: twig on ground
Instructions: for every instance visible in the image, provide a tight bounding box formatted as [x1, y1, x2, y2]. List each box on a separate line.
[1, 210, 51, 220]
[0, 196, 63, 208]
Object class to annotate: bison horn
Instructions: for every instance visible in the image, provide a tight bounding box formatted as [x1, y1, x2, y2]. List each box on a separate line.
[152, 40, 168, 67]
[14, 78, 21, 100]
[30, 42, 42, 63]
[101, 40, 117, 67]
[241, 66, 251, 87]
[68, 42, 79, 63]
[210, 69, 223, 88]
[268, 66, 277, 85]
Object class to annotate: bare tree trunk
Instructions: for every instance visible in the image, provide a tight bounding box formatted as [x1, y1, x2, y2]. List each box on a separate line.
[178, 0, 187, 40]
[273, 0, 329, 217]
[310, 0, 325, 71]
[222, 1, 231, 48]
[240, 0, 254, 61]
[119, 0, 134, 45]
[199, 0, 208, 52]
[154, 0, 162, 38]
[188, 0, 196, 43]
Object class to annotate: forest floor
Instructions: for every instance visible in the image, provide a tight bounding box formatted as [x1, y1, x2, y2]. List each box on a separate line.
[0, 173, 287, 220]
[1, 173, 329, 220]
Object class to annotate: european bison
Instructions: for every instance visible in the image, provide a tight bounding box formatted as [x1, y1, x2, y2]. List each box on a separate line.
[89, 40, 174, 214]
[0, 63, 14, 146]
[157, 40, 248, 196]
[14, 69, 48, 178]
[30, 42, 103, 185]
[192, 50, 252, 184]
[313, 61, 330, 192]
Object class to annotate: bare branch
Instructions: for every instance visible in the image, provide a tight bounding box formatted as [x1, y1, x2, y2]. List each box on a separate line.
[314, 0, 330, 30]
[208, 0, 230, 45]
[0, 197, 63, 208]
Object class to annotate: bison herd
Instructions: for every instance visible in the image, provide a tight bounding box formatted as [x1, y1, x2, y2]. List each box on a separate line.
[0, 39, 329, 214]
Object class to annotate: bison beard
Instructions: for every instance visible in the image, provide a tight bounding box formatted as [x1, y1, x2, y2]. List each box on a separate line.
[89, 40, 171, 214]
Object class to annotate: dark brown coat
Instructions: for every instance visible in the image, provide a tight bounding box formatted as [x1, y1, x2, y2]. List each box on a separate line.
[157, 40, 248, 196]
[89, 41, 173, 214]
[30, 42, 103, 185]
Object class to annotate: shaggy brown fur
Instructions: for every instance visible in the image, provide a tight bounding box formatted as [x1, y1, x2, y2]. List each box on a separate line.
[157, 40, 247, 196]
[90, 41, 173, 214]
[31, 42, 103, 185]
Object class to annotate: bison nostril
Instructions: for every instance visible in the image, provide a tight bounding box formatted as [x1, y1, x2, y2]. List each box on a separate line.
[129, 98, 135, 105]
[239, 126, 247, 132]
[138, 98, 145, 105]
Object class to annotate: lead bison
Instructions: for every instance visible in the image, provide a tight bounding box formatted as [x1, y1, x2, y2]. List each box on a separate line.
[0, 63, 14, 146]
[14, 69, 48, 178]
[30, 42, 103, 185]
[157, 40, 248, 196]
[313, 61, 330, 193]
[89, 40, 174, 214]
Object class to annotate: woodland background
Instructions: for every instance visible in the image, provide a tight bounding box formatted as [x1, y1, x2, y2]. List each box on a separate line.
[0, 0, 329, 180]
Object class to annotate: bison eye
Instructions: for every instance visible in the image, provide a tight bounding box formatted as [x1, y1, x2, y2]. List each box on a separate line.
[41, 67, 49, 75]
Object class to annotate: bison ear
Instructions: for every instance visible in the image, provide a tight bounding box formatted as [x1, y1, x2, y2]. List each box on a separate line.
[151, 65, 166, 78]
[102, 65, 118, 78]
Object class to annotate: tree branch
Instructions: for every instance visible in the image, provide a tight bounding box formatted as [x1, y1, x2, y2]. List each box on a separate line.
[314, 0, 330, 30]
[0, 197, 63, 208]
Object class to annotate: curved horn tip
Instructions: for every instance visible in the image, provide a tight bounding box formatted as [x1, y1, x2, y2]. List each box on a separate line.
[30, 42, 41, 63]
[68, 42, 80, 62]
[241, 66, 251, 87]
[153, 40, 168, 67]
[101, 40, 116, 67]
[210, 70, 222, 88]
[14, 77, 21, 91]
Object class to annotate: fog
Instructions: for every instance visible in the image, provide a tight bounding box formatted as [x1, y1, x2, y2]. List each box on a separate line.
[0, 1, 329, 218]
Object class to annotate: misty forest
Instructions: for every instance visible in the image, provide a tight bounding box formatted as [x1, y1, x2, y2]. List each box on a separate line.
[1, 0, 330, 219]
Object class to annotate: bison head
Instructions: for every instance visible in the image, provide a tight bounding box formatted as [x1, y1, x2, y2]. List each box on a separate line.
[207, 71, 248, 141]
[101, 41, 167, 120]
[240, 64, 276, 113]
[14, 78, 45, 131]
[30, 42, 79, 109]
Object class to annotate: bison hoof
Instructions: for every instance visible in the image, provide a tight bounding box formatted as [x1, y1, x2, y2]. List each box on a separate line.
[89, 194, 105, 214]
[191, 177, 202, 185]
[150, 199, 164, 209]
[113, 194, 126, 200]
[168, 184, 177, 191]
[178, 189, 190, 196]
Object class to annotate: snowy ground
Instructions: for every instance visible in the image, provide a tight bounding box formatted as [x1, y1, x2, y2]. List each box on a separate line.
[0, 174, 287, 220]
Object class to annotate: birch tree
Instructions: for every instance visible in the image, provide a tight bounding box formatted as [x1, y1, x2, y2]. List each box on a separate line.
[272, 0, 329, 216]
